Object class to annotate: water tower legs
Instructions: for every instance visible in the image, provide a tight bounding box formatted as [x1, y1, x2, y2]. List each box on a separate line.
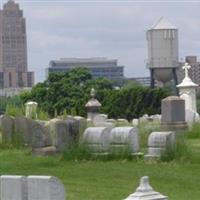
[150, 68, 155, 88]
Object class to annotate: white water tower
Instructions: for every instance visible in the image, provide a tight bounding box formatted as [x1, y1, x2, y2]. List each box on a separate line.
[146, 17, 179, 87]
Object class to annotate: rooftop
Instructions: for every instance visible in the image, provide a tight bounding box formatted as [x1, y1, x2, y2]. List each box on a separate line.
[150, 17, 177, 30]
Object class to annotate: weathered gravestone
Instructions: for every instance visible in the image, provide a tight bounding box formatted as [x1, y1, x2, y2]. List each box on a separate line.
[27, 176, 65, 200]
[73, 116, 87, 135]
[161, 96, 188, 133]
[0, 115, 14, 143]
[108, 127, 139, 154]
[47, 118, 79, 151]
[145, 131, 175, 160]
[1, 175, 27, 200]
[117, 118, 129, 126]
[93, 114, 114, 128]
[14, 116, 52, 148]
[83, 127, 111, 153]
[0, 175, 66, 200]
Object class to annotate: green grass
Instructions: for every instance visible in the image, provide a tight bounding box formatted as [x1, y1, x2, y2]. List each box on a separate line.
[1, 121, 200, 199]
[0, 138, 199, 200]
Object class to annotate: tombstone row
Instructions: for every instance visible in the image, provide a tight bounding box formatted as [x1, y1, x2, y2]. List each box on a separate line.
[0, 175, 170, 200]
[83, 126, 140, 154]
[0, 175, 65, 200]
[0, 115, 87, 152]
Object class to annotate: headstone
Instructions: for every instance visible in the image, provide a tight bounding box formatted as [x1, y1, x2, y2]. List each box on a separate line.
[73, 116, 87, 135]
[108, 127, 139, 154]
[117, 118, 129, 126]
[1, 175, 28, 200]
[123, 176, 168, 200]
[48, 119, 72, 151]
[139, 114, 149, 124]
[145, 131, 175, 160]
[27, 176, 65, 200]
[65, 118, 80, 143]
[47, 118, 79, 151]
[0, 115, 14, 143]
[25, 101, 38, 119]
[82, 127, 111, 153]
[31, 120, 52, 148]
[93, 114, 107, 124]
[132, 119, 139, 127]
[161, 96, 185, 123]
[93, 114, 115, 127]
[14, 116, 52, 148]
[161, 96, 188, 132]
[151, 114, 161, 124]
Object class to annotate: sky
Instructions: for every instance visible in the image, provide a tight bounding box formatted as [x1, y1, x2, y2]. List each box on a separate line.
[1, 0, 200, 83]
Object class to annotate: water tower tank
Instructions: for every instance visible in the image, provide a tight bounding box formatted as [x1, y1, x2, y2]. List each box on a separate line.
[147, 17, 179, 83]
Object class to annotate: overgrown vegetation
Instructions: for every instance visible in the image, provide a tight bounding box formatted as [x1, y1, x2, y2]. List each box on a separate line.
[161, 135, 191, 162]
[19, 68, 169, 120]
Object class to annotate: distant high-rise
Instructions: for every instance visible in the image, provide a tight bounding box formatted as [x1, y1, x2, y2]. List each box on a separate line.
[46, 57, 124, 83]
[0, 0, 34, 89]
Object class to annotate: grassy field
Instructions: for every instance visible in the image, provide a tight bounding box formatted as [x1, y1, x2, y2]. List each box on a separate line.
[0, 137, 200, 200]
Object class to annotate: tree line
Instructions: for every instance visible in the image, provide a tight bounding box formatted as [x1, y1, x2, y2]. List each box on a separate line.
[20, 68, 169, 120]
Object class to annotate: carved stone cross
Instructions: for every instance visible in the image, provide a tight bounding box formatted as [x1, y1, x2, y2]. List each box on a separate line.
[182, 62, 191, 78]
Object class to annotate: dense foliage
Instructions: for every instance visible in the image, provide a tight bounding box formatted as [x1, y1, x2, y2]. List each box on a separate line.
[20, 68, 169, 120]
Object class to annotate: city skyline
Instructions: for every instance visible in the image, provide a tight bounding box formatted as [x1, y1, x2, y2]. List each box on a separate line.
[2, 0, 200, 83]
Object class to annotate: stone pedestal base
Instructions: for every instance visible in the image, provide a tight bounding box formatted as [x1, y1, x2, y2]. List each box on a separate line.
[161, 122, 188, 134]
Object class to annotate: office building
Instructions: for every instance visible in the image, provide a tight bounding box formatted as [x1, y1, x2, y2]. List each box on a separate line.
[0, 0, 34, 89]
[46, 57, 124, 81]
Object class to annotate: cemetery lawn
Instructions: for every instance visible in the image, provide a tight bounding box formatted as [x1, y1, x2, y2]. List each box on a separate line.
[0, 139, 200, 200]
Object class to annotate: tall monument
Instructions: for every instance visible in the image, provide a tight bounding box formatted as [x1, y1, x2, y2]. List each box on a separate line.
[146, 17, 179, 88]
[0, 0, 34, 89]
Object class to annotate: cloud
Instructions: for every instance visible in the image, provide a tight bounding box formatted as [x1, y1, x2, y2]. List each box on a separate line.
[8, 0, 200, 82]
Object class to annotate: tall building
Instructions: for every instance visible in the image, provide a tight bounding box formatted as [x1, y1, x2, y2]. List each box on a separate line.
[46, 57, 124, 82]
[0, 0, 34, 89]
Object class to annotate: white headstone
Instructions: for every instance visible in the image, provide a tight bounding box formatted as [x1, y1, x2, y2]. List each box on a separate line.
[132, 119, 139, 127]
[123, 176, 168, 200]
[27, 176, 65, 200]
[145, 131, 175, 159]
[1, 175, 28, 200]
[93, 114, 108, 126]
[83, 127, 111, 153]
[108, 127, 139, 154]
[25, 101, 38, 119]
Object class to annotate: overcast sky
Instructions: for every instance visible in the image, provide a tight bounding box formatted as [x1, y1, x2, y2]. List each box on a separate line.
[2, 0, 200, 83]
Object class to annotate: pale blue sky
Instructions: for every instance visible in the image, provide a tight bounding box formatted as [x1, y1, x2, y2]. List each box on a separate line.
[2, 0, 200, 83]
